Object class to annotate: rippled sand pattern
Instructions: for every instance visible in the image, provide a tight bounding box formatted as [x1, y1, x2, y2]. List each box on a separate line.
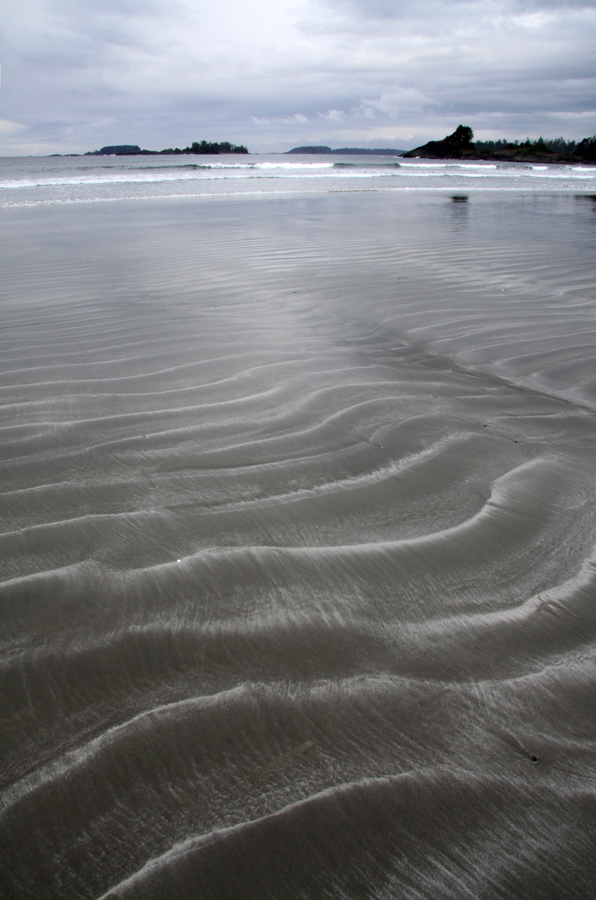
[2, 193, 596, 899]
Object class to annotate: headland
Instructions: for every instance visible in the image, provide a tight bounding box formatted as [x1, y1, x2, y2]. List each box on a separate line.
[402, 125, 596, 163]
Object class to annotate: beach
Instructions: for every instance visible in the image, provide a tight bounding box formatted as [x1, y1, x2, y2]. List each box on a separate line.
[2, 171, 596, 898]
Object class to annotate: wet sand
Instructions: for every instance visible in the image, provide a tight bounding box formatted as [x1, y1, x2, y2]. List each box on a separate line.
[1, 192, 596, 898]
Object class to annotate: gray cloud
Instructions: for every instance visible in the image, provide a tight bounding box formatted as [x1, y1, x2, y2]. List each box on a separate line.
[322, 0, 596, 17]
[0, 0, 594, 154]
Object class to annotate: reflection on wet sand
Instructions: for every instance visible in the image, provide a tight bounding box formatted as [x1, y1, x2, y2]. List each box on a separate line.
[2, 191, 596, 899]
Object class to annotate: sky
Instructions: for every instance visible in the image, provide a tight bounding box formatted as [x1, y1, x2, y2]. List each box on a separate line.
[0, 0, 595, 155]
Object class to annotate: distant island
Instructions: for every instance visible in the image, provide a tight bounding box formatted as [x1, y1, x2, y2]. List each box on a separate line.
[56, 130, 596, 163]
[402, 125, 596, 163]
[84, 141, 249, 156]
[288, 146, 405, 156]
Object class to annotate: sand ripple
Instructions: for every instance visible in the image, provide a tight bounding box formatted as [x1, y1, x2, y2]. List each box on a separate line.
[2, 192, 596, 898]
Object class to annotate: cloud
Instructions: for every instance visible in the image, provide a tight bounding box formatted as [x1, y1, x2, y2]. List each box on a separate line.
[251, 113, 309, 125]
[0, 0, 594, 154]
[319, 0, 596, 20]
[0, 118, 24, 136]
[318, 109, 344, 121]
[357, 89, 436, 119]
[281, 113, 309, 124]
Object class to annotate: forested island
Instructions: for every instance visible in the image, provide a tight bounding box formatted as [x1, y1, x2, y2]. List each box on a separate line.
[402, 125, 596, 163]
[64, 129, 596, 162]
[84, 141, 249, 156]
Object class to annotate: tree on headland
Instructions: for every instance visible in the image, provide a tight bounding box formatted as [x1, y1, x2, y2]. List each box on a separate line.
[576, 136, 596, 161]
[447, 125, 474, 146]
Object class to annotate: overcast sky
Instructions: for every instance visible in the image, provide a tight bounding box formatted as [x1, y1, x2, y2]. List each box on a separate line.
[0, 0, 595, 155]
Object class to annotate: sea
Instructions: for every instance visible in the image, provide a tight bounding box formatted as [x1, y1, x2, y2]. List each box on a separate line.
[2, 152, 596, 899]
[1, 152, 596, 206]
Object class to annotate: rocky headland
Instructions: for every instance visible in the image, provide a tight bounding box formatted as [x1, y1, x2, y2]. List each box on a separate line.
[402, 125, 596, 164]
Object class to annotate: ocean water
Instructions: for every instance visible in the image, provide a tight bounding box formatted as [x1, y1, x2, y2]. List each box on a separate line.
[1, 151, 596, 206]
[2, 156, 596, 899]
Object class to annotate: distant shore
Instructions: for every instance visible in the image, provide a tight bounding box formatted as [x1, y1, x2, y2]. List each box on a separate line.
[49, 141, 250, 157]
[286, 146, 405, 156]
[46, 129, 596, 163]
[286, 131, 596, 164]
